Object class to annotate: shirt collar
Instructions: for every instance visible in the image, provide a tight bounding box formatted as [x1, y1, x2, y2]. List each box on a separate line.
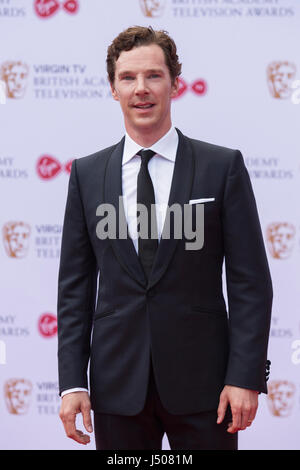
[122, 126, 178, 166]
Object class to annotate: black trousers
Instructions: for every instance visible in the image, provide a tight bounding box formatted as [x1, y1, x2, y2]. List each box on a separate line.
[93, 358, 238, 450]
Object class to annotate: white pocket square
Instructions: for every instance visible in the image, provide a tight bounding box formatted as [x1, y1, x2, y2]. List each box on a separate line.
[189, 198, 215, 204]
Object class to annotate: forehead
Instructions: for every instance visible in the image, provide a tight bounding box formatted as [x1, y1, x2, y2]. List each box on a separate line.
[115, 44, 167, 73]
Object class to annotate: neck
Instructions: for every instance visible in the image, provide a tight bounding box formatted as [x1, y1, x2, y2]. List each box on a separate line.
[125, 123, 172, 148]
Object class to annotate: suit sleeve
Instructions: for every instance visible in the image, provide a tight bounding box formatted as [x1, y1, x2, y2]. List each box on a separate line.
[57, 159, 98, 395]
[222, 150, 272, 393]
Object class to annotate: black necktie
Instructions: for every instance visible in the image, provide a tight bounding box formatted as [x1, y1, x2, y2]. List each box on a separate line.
[137, 149, 158, 280]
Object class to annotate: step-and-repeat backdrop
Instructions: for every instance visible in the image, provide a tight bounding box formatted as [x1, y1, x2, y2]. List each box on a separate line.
[0, 0, 299, 450]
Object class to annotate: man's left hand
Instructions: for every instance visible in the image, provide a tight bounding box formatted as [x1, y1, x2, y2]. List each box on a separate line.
[217, 385, 259, 433]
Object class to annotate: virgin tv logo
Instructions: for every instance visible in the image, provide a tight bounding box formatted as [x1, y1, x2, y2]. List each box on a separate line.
[36, 155, 73, 180]
[34, 0, 79, 18]
[173, 78, 207, 100]
[38, 314, 57, 338]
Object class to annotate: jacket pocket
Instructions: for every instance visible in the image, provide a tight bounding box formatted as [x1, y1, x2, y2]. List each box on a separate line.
[94, 310, 115, 321]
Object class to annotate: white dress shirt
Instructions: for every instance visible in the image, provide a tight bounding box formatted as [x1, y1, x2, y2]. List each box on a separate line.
[61, 126, 179, 397]
[122, 125, 178, 252]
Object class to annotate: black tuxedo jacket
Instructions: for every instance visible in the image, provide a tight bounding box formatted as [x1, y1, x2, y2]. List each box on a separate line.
[57, 128, 272, 415]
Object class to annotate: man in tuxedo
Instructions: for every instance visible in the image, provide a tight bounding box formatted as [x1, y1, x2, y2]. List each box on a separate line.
[57, 26, 272, 450]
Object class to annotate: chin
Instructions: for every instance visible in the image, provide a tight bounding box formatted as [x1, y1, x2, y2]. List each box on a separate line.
[134, 118, 158, 129]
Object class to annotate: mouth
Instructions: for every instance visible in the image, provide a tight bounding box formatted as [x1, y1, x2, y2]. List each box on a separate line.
[133, 103, 155, 110]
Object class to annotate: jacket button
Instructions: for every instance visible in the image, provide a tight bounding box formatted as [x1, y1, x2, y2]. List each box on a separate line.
[147, 289, 155, 298]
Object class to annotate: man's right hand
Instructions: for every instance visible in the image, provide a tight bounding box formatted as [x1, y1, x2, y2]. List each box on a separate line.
[59, 391, 93, 445]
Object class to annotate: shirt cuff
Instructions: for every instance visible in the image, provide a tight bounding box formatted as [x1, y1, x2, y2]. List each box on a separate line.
[61, 387, 89, 397]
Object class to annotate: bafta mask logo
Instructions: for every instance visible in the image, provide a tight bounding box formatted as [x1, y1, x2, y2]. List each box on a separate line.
[38, 313, 57, 338]
[0, 61, 29, 99]
[266, 222, 295, 260]
[3, 221, 31, 259]
[34, 0, 79, 18]
[4, 379, 33, 415]
[267, 380, 296, 417]
[267, 61, 297, 99]
[139, 0, 166, 17]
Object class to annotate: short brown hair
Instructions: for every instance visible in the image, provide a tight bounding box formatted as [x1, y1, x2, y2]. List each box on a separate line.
[107, 26, 182, 85]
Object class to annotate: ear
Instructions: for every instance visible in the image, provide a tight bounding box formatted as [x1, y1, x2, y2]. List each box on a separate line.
[110, 82, 119, 101]
[170, 77, 179, 99]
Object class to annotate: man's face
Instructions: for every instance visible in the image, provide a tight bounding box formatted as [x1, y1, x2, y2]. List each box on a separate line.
[110, 44, 179, 138]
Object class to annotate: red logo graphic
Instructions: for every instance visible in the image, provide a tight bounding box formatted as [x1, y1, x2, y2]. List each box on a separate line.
[38, 313, 57, 338]
[34, 0, 79, 19]
[173, 78, 207, 100]
[36, 155, 73, 180]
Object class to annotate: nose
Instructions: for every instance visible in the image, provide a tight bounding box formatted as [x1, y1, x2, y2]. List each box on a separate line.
[135, 75, 149, 95]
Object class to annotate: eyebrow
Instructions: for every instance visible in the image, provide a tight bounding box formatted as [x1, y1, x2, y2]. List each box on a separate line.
[118, 68, 165, 77]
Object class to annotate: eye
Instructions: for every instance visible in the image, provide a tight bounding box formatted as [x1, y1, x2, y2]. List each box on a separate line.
[149, 74, 160, 79]
[121, 75, 134, 81]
